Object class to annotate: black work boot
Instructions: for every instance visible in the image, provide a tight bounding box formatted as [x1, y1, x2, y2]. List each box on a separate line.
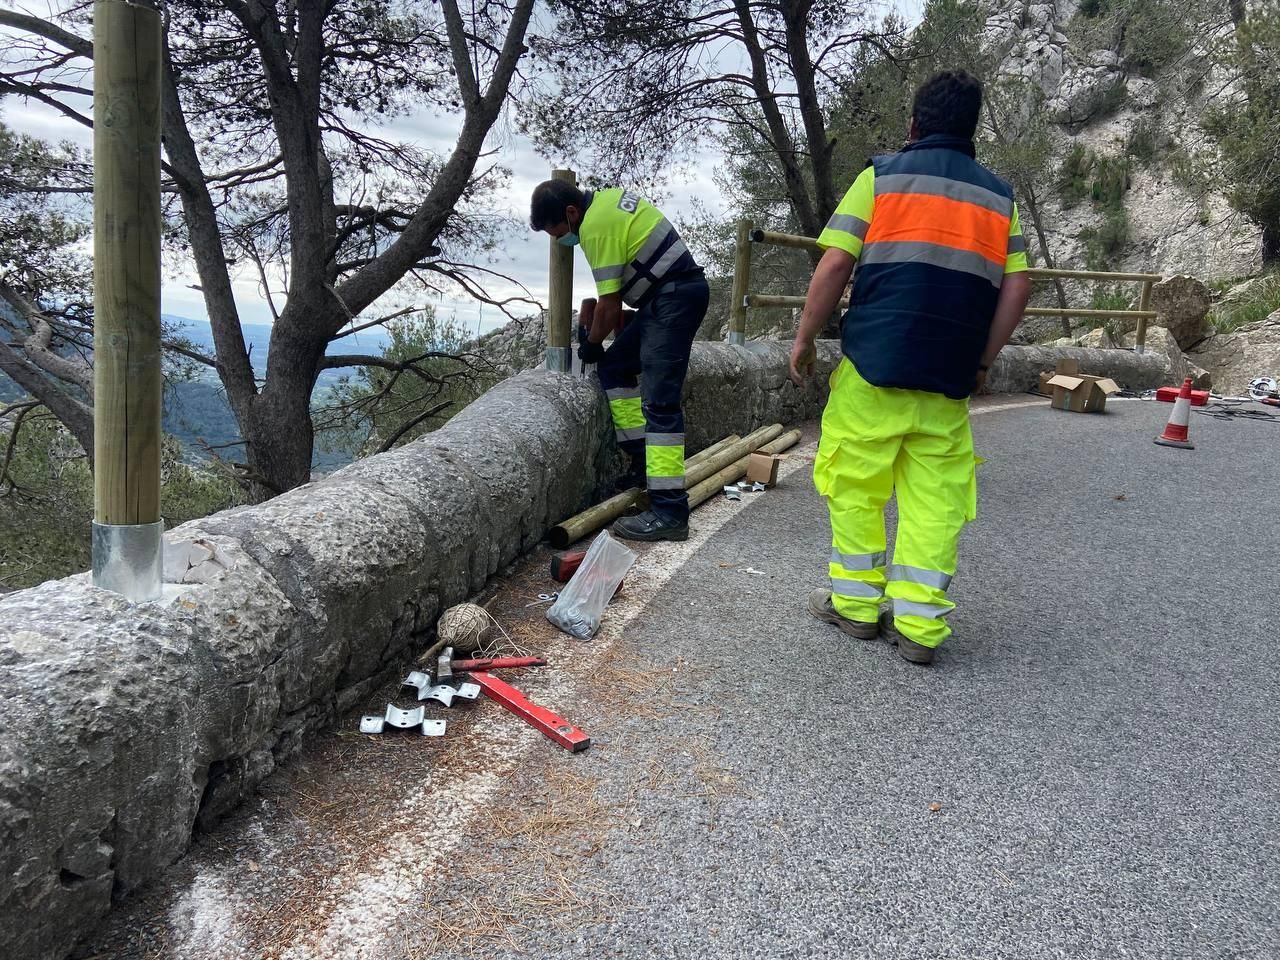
[807, 589, 880, 640]
[879, 611, 936, 665]
[612, 510, 689, 542]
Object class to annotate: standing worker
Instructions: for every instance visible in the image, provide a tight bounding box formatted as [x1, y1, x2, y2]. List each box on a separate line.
[791, 70, 1032, 665]
[530, 181, 709, 542]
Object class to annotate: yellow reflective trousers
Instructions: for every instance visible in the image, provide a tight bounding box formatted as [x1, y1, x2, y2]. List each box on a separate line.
[814, 359, 978, 648]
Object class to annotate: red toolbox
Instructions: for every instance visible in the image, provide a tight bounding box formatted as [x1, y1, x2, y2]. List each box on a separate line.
[1156, 386, 1210, 406]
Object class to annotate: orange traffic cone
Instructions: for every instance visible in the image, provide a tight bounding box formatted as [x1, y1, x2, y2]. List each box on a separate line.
[1154, 377, 1195, 449]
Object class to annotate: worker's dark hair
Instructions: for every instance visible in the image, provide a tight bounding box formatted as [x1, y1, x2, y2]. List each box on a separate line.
[911, 70, 983, 140]
[530, 179, 586, 231]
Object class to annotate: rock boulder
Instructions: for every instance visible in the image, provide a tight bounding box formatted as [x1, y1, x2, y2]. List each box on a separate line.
[1188, 312, 1280, 395]
[1150, 275, 1212, 349]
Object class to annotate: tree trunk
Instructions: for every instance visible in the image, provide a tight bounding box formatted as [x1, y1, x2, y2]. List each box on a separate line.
[242, 364, 319, 500]
[1021, 188, 1071, 337]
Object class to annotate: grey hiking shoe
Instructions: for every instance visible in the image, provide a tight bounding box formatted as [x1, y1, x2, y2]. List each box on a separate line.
[613, 510, 688, 542]
[879, 611, 936, 665]
[807, 589, 880, 640]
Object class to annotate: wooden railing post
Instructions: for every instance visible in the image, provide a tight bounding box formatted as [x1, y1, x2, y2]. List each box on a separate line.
[545, 168, 576, 373]
[1135, 279, 1153, 355]
[91, 0, 164, 602]
[728, 218, 752, 346]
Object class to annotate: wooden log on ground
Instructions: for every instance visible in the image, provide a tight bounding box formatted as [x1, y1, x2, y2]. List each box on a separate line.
[687, 429, 803, 510]
[548, 425, 784, 548]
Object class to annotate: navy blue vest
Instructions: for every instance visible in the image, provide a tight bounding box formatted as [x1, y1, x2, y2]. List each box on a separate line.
[842, 136, 1016, 399]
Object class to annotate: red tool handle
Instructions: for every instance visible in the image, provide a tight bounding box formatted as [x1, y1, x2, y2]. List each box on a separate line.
[453, 656, 546, 671]
[468, 672, 590, 753]
[550, 550, 587, 582]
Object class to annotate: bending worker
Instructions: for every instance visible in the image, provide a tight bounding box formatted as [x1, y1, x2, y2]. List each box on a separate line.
[790, 70, 1032, 665]
[530, 180, 709, 543]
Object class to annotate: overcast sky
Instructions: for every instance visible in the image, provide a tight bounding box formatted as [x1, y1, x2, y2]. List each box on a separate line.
[3, 0, 923, 337]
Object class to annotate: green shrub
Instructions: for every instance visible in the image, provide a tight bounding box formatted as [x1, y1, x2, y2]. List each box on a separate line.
[1090, 154, 1130, 208]
[1123, 1, 1194, 77]
[1079, 208, 1131, 270]
[1058, 143, 1094, 207]
[1210, 272, 1280, 334]
[1091, 286, 1131, 312]
[1125, 116, 1167, 164]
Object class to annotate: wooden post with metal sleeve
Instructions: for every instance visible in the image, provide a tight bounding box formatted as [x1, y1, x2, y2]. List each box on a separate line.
[545, 168, 576, 373]
[727, 217, 753, 346]
[91, 0, 165, 602]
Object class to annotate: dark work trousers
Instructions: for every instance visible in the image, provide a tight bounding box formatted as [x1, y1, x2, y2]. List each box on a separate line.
[596, 274, 710, 523]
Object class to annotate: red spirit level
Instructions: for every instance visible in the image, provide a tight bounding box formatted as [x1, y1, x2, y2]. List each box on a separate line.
[468, 672, 591, 753]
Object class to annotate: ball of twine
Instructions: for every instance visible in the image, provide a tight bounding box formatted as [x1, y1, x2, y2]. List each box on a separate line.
[437, 602, 495, 653]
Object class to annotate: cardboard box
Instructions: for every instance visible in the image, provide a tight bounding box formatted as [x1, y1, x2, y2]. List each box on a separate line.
[746, 451, 782, 486]
[1047, 373, 1121, 413]
[1038, 358, 1080, 396]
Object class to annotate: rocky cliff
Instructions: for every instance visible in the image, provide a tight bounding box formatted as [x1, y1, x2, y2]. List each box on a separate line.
[985, 0, 1262, 282]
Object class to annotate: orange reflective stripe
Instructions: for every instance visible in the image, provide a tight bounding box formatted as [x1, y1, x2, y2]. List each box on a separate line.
[864, 193, 1009, 266]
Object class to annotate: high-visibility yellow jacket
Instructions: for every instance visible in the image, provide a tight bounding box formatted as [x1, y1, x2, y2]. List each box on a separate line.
[579, 188, 702, 307]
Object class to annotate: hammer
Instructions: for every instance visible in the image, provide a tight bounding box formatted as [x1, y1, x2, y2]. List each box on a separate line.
[436, 646, 454, 687]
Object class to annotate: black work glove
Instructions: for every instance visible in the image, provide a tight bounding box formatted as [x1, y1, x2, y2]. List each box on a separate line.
[578, 337, 605, 364]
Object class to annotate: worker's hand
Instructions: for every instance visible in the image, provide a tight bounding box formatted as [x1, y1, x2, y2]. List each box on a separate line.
[789, 338, 817, 386]
[578, 338, 605, 364]
[973, 367, 989, 395]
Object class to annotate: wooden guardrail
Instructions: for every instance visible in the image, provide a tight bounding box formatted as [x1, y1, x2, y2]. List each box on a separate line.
[729, 220, 1162, 354]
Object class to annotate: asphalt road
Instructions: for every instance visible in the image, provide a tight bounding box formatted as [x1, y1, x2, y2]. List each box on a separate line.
[84, 397, 1280, 960]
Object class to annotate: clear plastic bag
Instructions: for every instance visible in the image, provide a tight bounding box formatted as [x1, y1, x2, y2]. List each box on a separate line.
[546, 531, 637, 640]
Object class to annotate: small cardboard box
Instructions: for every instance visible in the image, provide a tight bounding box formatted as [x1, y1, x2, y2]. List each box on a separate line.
[1038, 358, 1080, 396]
[746, 451, 782, 486]
[1047, 373, 1121, 413]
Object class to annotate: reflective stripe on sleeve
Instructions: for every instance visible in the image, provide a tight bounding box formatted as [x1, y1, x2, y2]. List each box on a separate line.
[825, 213, 870, 240]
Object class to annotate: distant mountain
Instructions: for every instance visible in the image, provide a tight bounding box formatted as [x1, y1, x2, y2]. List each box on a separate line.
[3, 315, 390, 471]
[167, 315, 392, 389]
[162, 379, 353, 471]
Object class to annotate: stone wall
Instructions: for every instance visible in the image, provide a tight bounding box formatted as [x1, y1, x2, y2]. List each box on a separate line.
[0, 337, 1171, 960]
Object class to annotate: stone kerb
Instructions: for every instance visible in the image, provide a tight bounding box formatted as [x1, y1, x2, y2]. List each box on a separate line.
[987, 343, 1173, 395]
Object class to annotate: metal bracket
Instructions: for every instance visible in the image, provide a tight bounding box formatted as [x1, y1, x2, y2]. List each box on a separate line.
[403, 672, 480, 706]
[359, 705, 447, 736]
[723, 486, 741, 500]
[419, 682, 481, 707]
[404, 670, 433, 694]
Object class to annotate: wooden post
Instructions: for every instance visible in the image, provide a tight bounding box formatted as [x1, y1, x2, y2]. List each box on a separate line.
[91, 0, 164, 601]
[728, 218, 752, 346]
[545, 168, 576, 373]
[1134, 279, 1153, 355]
